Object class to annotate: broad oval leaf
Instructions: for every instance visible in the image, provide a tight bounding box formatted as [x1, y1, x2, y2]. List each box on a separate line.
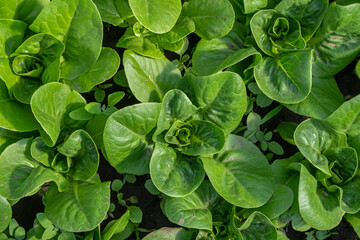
[45, 181, 110, 232]
[285, 77, 344, 119]
[202, 135, 275, 208]
[129, 0, 181, 34]
[164, 180, 218, 231]
[182, 0, 235, 40]
[30, 82, 86, 147]
[150, 143, 205, 197]
[298, 164, 344, 230]
[0, 80, 39, 132]
[179, 72, 247, 133]
[103, 103, 161, 175]
[143, 227, 193, 240]
[294, 118, 347, 175]
[57, 130, 99, 181]
[341, 180, 360, 214]
[254, 50, 312, 104]
[86, 113, 109, 150]
[0, 195, 11, 232]
[64, 47, 120, 93]
[123, 50, 181, 102]
[310, 3, 360, 78]
[30, 0, 103, 80]
[0, 138, 68, 200]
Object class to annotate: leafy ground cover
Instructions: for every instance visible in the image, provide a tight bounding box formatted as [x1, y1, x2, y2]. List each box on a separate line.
[1, 0, 360, 239]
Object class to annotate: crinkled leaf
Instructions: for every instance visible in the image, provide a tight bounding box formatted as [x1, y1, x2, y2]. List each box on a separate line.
[275, 0, 328, 41]
[123, 50, 181, 102]
[0, 139, 68, 200]
[182, 0, 235, 40]
[64, 47, 120, 93]
[57, 130, 99, 181]
[30, 0, 103, 80]
[202, 135, 275, 208]
[150, 143, 205, 197]
[30, 82, 86, 147]
[294, 118, 347, 175]
[254, 50, 312, 104]
[129, 0, 181, 34]
[45, 181, 110, 232]
[104, 103, 161, 175]
[165, 180, 218, 231]
[285, 77, 344, 119]
[298, 164, 344, 230]
[250, 10, 306, 57]
[310, 3, 360, 78]
[179, 72, 247, 133]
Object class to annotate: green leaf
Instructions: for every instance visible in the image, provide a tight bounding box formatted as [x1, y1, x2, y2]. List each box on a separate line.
[277, 122, 297, 145]
[275, 0, 328, 41]
[108, 91, 125, 107]
[254, 50, 312, 104]
[113, 70, 128, 87]
[104, 103, 161, 175]
[30, 137, 54, 167]
[92, 0, 124, 26]
[116, 28, 164, 59]
[176, 120, 225, 156]
[298, 164, 345, 230]
[250, 10, 306, 56]
[179, 72, 247, 133]
[150, 143, 205, 197]
[294, 118, 347, 175]
[0, 80, 39, 132]
[345, 212, 360, 237]
[45, 181, 110, 232]
[69, 108, 94, 121]
[64, 47, 120, 93]
[95, 89, 106, 102]
[30, 0, 103, 80]
[0, 139, 68, 200]
[85, 102, 102, 115]
[143, 228, 193, 240]
[192, 27, 261, 76]
[356, 61, 360, 79]
[123, 50, 181, 102]
[129, 0, 181, 34]
[102, 210, 130, 240]
[30, 82, 86, 147]
[0, 128, 32, 154]
[144, 179, 160, 195]
[36, 212, 53, 229]
[58, 232, 76, 240]
[285, 77, 344, 119]
[326, 94, 360, 139]
[86, 113, 109, 150]
[234, 212, 277, 240]
[241, 184, 293, 220]
[0, 19, 27, 58]
[341, 180, 360, 214]
[183, 0, 235, 40]
[57, 130, 99, 181]
[202, 135, 275, 208]
[310, 3, 360, 78]
[128, 206, 142, 223]
[0, 0, 49, 24]
[111, 179, 123, 192]
[165, 180, 218, 231]
[0, 195, 11, 232]
[268, 141, 284, 155]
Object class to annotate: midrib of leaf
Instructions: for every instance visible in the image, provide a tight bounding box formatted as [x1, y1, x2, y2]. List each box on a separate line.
[71, 181, 92, 225]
